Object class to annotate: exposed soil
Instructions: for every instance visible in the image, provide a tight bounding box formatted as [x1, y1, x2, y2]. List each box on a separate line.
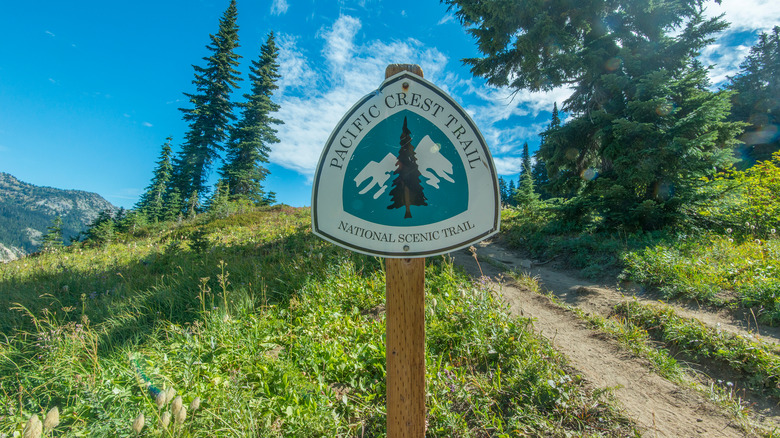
[450, 238, 780, 437]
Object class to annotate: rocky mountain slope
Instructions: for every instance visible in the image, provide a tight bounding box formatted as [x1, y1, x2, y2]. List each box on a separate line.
[0, 172, 115, 261]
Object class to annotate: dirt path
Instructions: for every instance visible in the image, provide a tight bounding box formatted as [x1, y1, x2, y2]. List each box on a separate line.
[450, 239, 779, 437]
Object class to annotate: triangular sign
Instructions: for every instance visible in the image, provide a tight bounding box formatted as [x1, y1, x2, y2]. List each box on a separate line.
[312, 71, 500, 258]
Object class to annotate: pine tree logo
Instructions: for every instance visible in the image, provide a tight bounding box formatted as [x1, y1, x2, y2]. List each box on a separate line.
[387, 117, 428, 218]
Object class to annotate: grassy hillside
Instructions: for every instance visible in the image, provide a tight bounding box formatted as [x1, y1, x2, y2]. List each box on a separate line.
[0, 206, 636, 437]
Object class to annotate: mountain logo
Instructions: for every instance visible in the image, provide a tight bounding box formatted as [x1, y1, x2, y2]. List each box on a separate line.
[354, 116, 456, 220]
[343, 111, 467, 227]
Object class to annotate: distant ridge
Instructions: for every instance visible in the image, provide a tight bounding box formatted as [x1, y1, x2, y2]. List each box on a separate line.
[0, 172, 116, 261]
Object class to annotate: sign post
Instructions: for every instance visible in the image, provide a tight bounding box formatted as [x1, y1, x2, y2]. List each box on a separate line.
[312, 63, 499, 437]
[384, 62, 427, 438]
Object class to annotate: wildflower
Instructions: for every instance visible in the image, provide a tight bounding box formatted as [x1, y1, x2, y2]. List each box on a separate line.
[171, 396, 183, 417]
[132, 413, 144, 435]
[772, 229, 776, 234]
[746, 221, 750, 227]
[755, 239, 761, 245]
[43, 407, 59, 430]
[189, 396, 201, 411]
[23, 414, 42, 438]
[159, 411, 171, 430]
[155, 390, 166, 409]
[165, 387, 176, 404]
[174, 406, 187, 425]
[726, 228, 732, 234]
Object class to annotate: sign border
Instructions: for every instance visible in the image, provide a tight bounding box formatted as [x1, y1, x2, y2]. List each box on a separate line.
[311, 71, 500, 258]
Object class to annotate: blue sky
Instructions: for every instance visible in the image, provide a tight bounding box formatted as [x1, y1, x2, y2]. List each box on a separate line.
[1, 0, 778, 209]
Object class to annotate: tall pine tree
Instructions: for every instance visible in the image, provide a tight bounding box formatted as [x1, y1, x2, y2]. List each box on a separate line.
[515, 142, 539, 206]
[220, 31, 282, 205]
[498, 176, 509, 205]
[533, 103, 559, 199]
[507, 179, 516, 207]
[136, 137, 174, 222]
[41, 216, 64, 252]
[174, 0, 242, 201]
[519, 142, 531, 177]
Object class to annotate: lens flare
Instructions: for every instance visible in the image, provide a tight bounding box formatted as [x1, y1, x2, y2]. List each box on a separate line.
[605, 57, 621, 71]
[581, 168, 598, 181]
[655, 103, 673, 116]
[654, 182, 674, 200]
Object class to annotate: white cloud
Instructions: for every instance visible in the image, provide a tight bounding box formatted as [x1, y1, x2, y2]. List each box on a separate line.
[271, 0, 289, 16]
[271, 15, 561, 180]
[700, 0, 780, 85]
[704, 0, 780, 34]
[437, 14, 455, 25]
[493, 156, 525, 176]
[460, 82, 572, 125]
[272, 17, 450, 176]
[111, 188, 143, 200]
[142, 122, 153, 127]
[700, 42, 752, 85]
[45, 30, 55, 37]
[320, 15, 362, 67]
[276, 35, 318, 94]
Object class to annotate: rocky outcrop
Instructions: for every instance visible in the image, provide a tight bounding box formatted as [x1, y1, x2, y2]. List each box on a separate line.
[0, 173, 116, 257]
[0, 243, 25, 263]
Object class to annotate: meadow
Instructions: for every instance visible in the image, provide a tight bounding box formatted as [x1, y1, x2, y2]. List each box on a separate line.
[0, 206, 636, 437]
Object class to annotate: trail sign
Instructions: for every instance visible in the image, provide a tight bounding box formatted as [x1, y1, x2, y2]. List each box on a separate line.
[312, 70, 500, 257]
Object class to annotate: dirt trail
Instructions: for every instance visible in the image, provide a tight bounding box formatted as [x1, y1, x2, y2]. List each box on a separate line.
[450, 239, 780, 437]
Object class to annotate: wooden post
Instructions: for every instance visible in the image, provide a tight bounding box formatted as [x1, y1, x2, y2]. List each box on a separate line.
[386, 257, 425, 437]
[385, 64, 426, 438]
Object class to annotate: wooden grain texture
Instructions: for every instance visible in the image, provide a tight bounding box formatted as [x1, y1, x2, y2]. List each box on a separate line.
[384, 63, 426, 438]
[386, 257, 426, 438]
[386, 64, 424, 78]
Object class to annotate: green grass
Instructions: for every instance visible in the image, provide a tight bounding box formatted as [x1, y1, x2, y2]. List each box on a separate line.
[613, 300, 780, 399]
[621, 234, 780, 324]
[0, 207, 637, 437]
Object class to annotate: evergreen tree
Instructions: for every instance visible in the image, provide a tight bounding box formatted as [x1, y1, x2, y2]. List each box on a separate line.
[515, 142, 539, 206]
[519, 142, 531, 177]
[163, 187, 184, 222]
[728, 26, 780, 166]
[498, 176, 509, 205]
[533, 103, 559, 199]
[40, 216, 64, 252]
[207, 179, 230, 217]
[174, 0, 242, 200]
[116, 210, 147, 235]
[446, 0, 743, 229]
[507, 179, 516, 206]
[220, 31, 282, 205]
[185, 191, 200, 220]
[83, 210, 115, 246]
[136, 137, 174, 222]
[387, 117, 427, 218]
